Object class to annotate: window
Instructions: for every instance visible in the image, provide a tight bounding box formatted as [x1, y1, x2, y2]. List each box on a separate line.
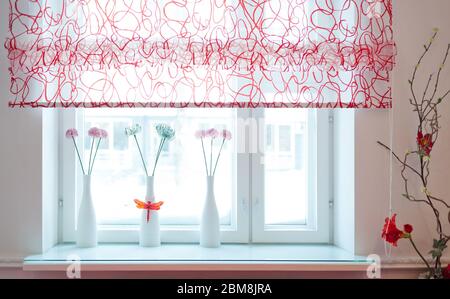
[61, 109, 331, 243]
[251, 109, 331, 243]
[278, 125, 292, 152]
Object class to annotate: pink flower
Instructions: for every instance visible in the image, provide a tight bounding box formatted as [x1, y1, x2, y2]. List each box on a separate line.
[221, 129, 232, 140]
[195, 129, 207, 139]
[100, 129, 108, 139]
[88, 127, 102, 138]
[206, 128, 219, 138]
[65, 128, 78, 138]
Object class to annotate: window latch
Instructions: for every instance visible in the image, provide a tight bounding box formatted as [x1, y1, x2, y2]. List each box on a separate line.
[328, 115, 334, 124]
[242, 197, 248, 212]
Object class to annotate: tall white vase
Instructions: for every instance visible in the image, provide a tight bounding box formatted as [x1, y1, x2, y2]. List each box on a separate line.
[76, 175, 97, 248]
[139, 176, 161, 247]
[200, 175, 220, 248]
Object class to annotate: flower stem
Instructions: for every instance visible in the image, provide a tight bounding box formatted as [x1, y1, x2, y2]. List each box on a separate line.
[90, 138, 102, 175]
[213, 138, 226, 176]
[408, 237, 433, 274]
[152, 138, 166, 176]
[133, 135, 148, 177]
[72, 137, 85, 175]
[210, 138, 214, 176]
[88, 137, 95, 175]
[200, 138, 209, 176]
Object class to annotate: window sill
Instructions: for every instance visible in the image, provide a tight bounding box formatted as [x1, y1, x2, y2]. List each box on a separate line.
[23, 244, 369, 272]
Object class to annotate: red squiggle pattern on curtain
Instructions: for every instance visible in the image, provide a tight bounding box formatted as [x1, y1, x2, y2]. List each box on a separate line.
[5, 0, 395, 108]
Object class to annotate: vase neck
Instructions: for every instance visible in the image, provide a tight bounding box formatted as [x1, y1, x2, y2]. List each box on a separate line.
[206, 175, 214, 192]
[146, 176, 155, 202]
[83, 175, 91, 188]
[146, 175, 154, 186]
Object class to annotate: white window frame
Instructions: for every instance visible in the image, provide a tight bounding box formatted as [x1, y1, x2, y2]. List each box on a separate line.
[60, 109, 249, 243]
[251, 109, 331, 243]
[60, 109, 331, 244]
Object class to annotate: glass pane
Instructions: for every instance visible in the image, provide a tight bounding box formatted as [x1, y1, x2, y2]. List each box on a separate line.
[81, 109, 236, 226]
[264, 109, 310, 225]
[113, 122, 129, 151]
[266, 125, 273, 150]
[278, 125, 291, 152]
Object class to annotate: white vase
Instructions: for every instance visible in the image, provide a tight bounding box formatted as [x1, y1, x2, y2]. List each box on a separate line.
[139, 176, 161, 247]
[76, 175, 97, 247]
[200, 175, 221, 248]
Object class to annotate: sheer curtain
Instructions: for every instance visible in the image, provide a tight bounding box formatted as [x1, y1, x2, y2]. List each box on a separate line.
[6, 0, 395, 108]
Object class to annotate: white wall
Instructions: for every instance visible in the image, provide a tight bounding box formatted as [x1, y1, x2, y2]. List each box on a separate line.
[42, 109, 59, 252]
[0, 0, 449, 276]
[333, 110, 355, 254]
[0, 2, 59, 259]
[0, 4, 43, 259]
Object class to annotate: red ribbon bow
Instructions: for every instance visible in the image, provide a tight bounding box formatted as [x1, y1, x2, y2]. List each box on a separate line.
[134, 199, 164, 223]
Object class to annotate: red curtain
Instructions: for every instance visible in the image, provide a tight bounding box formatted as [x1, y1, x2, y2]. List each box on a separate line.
[6, 0, 395, 108]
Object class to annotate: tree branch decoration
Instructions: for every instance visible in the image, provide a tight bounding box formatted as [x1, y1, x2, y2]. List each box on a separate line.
[378, 29, 450, 279]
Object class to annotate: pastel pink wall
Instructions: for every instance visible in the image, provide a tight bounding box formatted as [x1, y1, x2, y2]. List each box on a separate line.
[354, 0, 450, 261]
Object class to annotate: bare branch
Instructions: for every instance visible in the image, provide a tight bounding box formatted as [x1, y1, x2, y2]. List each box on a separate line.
[423, 43, 450, 118]
[377, 141, 421, 177]
[422, 73, 434, 103]
[428, 43, 450, 102]
[428, 195, 450, 208]
[378, 33, 450, 277]
[409, 31, 438, 122]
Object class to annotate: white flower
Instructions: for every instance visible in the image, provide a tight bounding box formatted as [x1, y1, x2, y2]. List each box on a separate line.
[155, 123, 175, 140]
[125, 124, 142, 136]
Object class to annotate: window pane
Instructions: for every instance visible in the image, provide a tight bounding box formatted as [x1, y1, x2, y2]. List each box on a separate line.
[82, 109, 236, 226]
[278, 125, 291, 152]
[264, 109, 309, 225]
[266, 125, 273, 151]
[113, 122, 129, 151]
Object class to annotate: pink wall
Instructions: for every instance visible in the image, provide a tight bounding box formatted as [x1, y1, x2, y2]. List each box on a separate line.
[354, 0, 450, 260]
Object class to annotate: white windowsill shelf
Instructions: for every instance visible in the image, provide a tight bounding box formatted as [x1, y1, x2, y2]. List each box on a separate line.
[23, 244, 370, 272]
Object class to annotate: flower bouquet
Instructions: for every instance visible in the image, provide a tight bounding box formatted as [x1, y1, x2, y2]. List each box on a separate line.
[195, 128, 232, 248]
[125, 123, 175, 247]
[66, 127, 108, 248]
